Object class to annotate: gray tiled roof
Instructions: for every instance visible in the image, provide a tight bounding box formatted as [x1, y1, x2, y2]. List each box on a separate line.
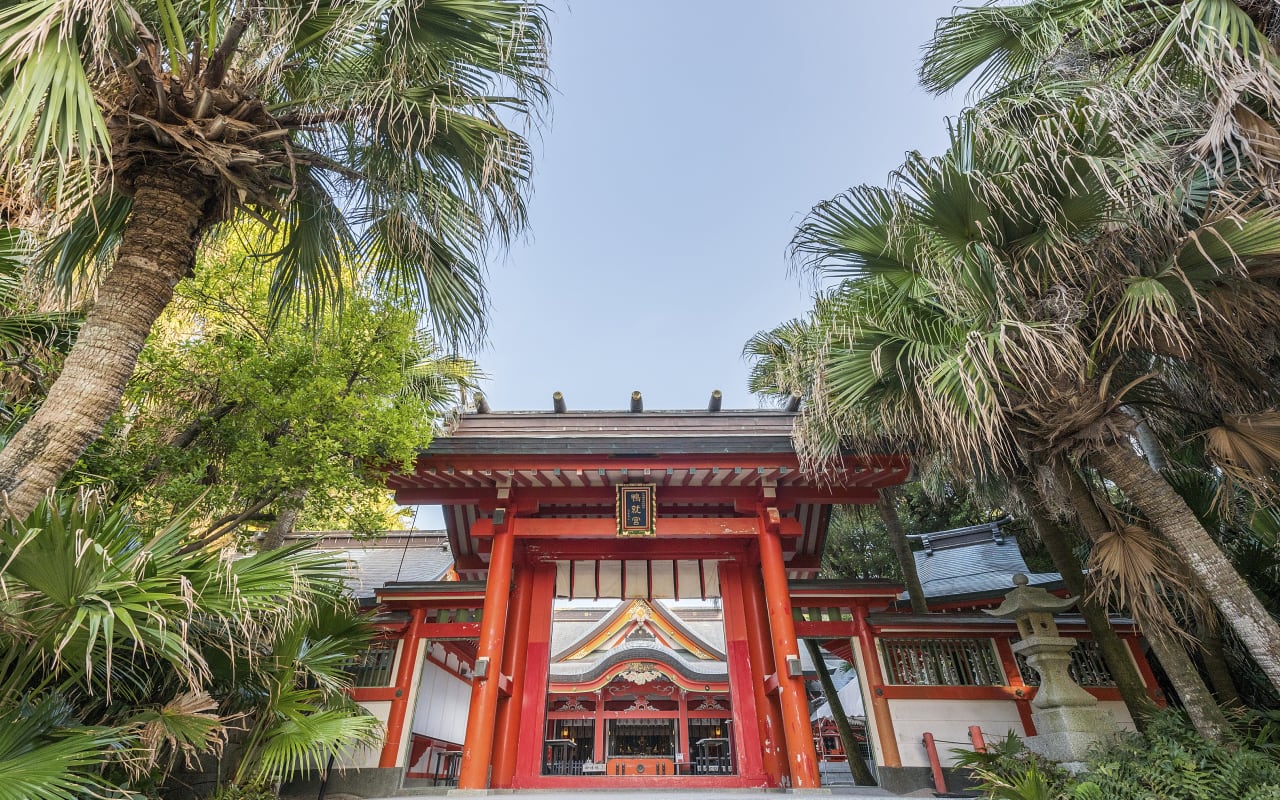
[293, 531, 455, 599]
[912, 525, 1061, 602]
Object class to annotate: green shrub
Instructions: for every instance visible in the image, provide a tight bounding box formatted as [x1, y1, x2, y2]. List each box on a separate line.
[957, 712, 1280, 800]
[951, 731, 1072, 800]
[208, 784, 276, 800]
[1071, 711, 1280, 800]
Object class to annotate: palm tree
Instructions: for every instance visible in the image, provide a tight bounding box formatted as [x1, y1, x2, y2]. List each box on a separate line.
[0, 490, 359, 798]
[921, 0, 1280, 178]
[804, 639, 876, 786]
[746, 319, 931, 612]
[0, 0, 548, 519]
[219, 595, 382, 787]
[0, 228, 79, 423]
[776, 103, 1280, 719]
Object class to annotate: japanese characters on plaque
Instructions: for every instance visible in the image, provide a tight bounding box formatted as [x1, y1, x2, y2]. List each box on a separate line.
[616, 484, 657, 537]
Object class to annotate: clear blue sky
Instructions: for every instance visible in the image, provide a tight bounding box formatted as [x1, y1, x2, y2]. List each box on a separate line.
[470, 0, 969, 414]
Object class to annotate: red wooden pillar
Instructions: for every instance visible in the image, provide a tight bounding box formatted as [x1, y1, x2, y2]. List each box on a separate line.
[854, 602, 901, 768]
[490, 551, 534, 787]
[594, 690, 606, 762]
[457, 525, 516, 788]
[378, 607, 426, 768]
[677, 690, 690, 765]
[742, 558, 787, 786]
[513, 563, 558, 786]
[757, 525, 820, 788]
[1126, 635, 1167, 705]
[994, 636, 1037, 736]
[718, 561, 768, 783]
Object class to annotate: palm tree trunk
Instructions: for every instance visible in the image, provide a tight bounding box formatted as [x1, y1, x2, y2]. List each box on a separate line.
[1062, 462, 1231, 741]
[804, 639, 876, 786]
[1013, 480, 1156, 730]
[1127, 408, 1168, 472]
[0, 171, 211, 519]
[260, 488, 307, 551]
[1196, 617, 1242, 707]
[877, 489, 928, 613]
[1144, 629, 1230, 742]
[1091, 442, 1280, 692]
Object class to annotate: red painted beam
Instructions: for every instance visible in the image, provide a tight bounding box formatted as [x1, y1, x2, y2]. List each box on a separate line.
[521, 537, 750, 561]
[512, 775, 771, 790]
[393, 484, 881, 509]
[792, 620, 857, 637]
[471, 516, 800, 539]
[414, 622, 481, 639]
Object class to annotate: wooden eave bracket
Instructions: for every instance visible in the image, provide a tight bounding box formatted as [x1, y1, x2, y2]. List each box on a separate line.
[498, 672, 513, 697]
[763, 673, 780, 695]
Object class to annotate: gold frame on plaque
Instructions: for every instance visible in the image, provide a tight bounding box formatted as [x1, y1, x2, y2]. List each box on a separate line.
[616, 484, 657, 537]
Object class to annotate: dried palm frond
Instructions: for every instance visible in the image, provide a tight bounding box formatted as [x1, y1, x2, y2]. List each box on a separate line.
[1088, 523, 1201, 640]
[129, 689, 225, 774]
[1202, 411, 1280, 497]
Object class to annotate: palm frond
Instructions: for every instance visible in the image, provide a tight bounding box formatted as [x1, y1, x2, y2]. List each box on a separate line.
[248, 705, 382, 785]
[0, 697, 127, 800]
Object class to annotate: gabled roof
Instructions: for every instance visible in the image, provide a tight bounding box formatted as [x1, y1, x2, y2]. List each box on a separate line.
[909, 520, 1061, 602]
[552, 599, 724, 662]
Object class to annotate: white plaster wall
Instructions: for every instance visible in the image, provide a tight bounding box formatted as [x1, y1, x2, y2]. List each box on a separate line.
[393, 644, 428, 768]
[337, 700, 393, 769]
[411, 657, 472, 746]
[888, 698, 1026, 768]
[1100, 700, 1137, 732]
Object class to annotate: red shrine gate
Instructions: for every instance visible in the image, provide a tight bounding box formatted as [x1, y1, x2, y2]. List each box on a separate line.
[379, 408, 908, 789]
[350, 408, 1156, 791]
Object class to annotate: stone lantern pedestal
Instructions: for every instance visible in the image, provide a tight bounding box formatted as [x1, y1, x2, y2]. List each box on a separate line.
[987, 575, 1119, 771]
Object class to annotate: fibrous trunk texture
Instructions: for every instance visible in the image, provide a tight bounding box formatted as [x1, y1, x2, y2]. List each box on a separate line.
[877, 489, 928, 614]
[1015, 480, 1156, 729]
[804, 638, 876, 786]
[1062, 462, 1231, 741]
[0, 171, 211, 519]
[1091, 443, 1280, 693]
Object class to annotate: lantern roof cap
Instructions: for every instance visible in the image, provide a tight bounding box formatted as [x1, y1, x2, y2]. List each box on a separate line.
[984, 573, 1078, 620]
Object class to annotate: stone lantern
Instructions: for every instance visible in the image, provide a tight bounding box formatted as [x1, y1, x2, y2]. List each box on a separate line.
[985, 574, 1118, 770]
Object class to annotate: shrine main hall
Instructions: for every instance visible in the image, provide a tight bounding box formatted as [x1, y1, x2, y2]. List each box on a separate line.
[310, 403, 1154, 795]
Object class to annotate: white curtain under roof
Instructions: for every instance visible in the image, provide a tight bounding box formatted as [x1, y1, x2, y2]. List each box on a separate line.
[555, 559, 722, 600]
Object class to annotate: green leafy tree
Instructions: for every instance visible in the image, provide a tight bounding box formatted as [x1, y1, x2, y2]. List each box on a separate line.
[0, 0, 548, 519]
[820, 484, 1000, 582]
[79, 243, 476, 543]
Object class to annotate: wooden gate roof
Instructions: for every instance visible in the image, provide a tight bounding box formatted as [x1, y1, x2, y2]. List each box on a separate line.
[387, 409, 911, 579]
